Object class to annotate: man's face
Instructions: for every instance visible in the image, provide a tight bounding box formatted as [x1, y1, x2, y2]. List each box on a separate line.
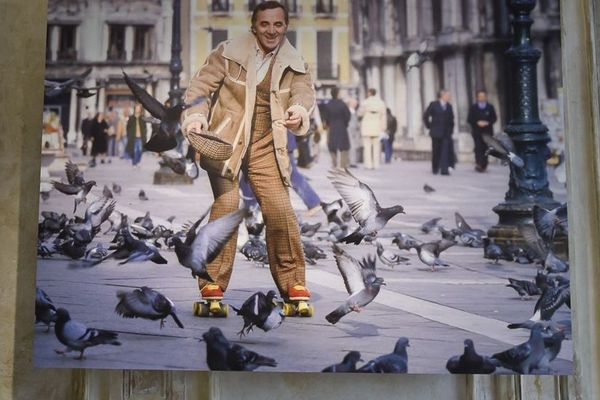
[477, 92, 487, 103]
[253, 8, 287, 54]
[441, 91, 451, 103]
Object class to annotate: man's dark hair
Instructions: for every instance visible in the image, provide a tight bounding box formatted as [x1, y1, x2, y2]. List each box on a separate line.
[476, 89, 487, 96]
[368, 88, 376, 96]
[438, 89, 449, 98]
[251, 1, 289, 27]
[331, 87, 339, 99]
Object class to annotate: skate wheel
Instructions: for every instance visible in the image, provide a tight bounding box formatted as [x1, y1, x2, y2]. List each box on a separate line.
[214, 303, 228, 318]
[297, 301, 313, 317]
[282, 302, 296, 316]
[193, 302, 210, 317]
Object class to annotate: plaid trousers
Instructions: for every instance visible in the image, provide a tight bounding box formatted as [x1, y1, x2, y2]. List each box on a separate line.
[197, 129, 306, 297]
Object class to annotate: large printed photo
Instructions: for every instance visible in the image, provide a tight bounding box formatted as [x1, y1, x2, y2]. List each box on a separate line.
[35, 0, 571, 374]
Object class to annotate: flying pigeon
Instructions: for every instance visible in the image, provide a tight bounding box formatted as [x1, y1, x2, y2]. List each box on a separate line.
[302, 240, 327, 265]
[375, 240, 409, 268]
[231, 290, 284, 337]
[532, 204, 568, 242]
[490, 323, 546, 374]
[392, 233, 421, 251]
[325, 245, 385, 324]
[519, 225, 569, 273]
[115, 286, 183, 329]
[357, 337, 410, 373]
[446, 339, 496, 374]
[123, 71, 206, 152]
[482, 133, 524, 168]
[172, 208, 246, 281]
[44, 67, 92, 97]
[54, 308, 121, 360]
[35, 287, 57, 332]
[328, 168, 405, 244]
[421, 217, 441, 234]
[104, 225, 168, 265]
[322, 351, 363, 373]
[51, 160, 96, 213]
[202, 327, 277, 371]
[406, 40, 429, 72]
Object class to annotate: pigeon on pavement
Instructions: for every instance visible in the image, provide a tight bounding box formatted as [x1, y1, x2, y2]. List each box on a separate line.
[231, 290, 284, 337]
[392, 233, 421, 251]
[506, 278, 542, 300]
[322, 351, 363, 372]
[202, 327, 277, 371]
[326, 245, 385, 324]
[375, 240, 410, 268]
[139, 190, 149, 201]
[328, 168, 405, 244]
[421, 217, 441, 234]
[519, 225, 569, 273]
[415, 239, 455, 271]
[103, 185, 113, 199]
[357, 337, 410, 373]
[54, 308, 121, 360]
[446, 339, 496, 374]
[115, 286, 183, 329]
[112, 183, 122, 195]
[490, 323, 546, 374]
[423, 183, 435, 193]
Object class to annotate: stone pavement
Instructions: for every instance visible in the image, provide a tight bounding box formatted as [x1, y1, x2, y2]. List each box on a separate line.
[34, 149, 571, 374]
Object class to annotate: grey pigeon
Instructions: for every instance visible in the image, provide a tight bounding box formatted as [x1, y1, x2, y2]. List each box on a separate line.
[421, 217, 441, 234]
[415, 239, 455, 271]
[392, 233, 421, 251]
[139, 190, 149, 201]
[51, 160, 97, 213]
[105, 225, 168, 265]
[506, 277, 542, 300]
[491, 323, 546, 374]
[482, 133, 525, 168]
[533, 204, 568, 242]
[54, 308, 121, 360]
[102, 185, 113, 199]
[519, 225, 569, 273]
[357, 337, 410, 373]
[123, 71, 206, 153]
[231, 290, 284, 337]
[322, 351, 363, 372]
[44, 67, 92, 97]
[160, 153, 188, 175]
[446, 339, 496, 374]
[115, 286, 183, 329]
[240, 236, 268, 266]
[485, 239, 504, 263]
[328, 168, 405, 244]
[112, 182, 122, 195]
[423, 183, 435, 193]
[302, 240, 327, 265]
[321, 199, 352, 226]
[375, 240, 409, 268]
[454, 212, 486, 247]
[84, 243, 108, 261]
[406, 40, 428, 72]
[300, 221, 321, 238]
[530, 284, 571, 321]
[326, 245, 385, 324]
[202, 327, 277, 371]
[540, 329, 566, 371]
[172, 208, 246, 281]
[35, 287, 57, 332]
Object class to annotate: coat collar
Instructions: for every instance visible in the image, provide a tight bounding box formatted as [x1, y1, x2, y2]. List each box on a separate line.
[221, 32, 306, 74]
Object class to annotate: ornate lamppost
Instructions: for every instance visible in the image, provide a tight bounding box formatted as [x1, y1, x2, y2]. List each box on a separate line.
[486, 0, 565, 253]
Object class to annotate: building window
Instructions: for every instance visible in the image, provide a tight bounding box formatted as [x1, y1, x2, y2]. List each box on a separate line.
[432, 0, 442, 34]
[314, 0, 335, 16]
[210, 0, 231, 13]
[57, 25, 77, 61]
[133, 25, 153, 61]
[286, 30, 296, 47]
[211, 29, 228, 50]
[281, 0, 299, 15]
[315, 30, 337, 80]
[46, 25, 52, 61]
[107, 24, 126, 61]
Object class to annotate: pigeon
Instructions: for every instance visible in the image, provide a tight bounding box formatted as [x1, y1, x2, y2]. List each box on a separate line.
[138, 190, 149, 201]
[415, 239, 455, 271]
[490, 323, 546, 374]
[325, 245, 385, 324]
[202, 327, 277, 371]
[322, 351, 363, 372]
[357, 337, 410, 373]
[35, 287, 57, 332]
[446, 339, 496, 374]
[300, 221, 321, 238]
[485, 239, 504, 263]
[321, 199, 352, 226]
[240, 236, 269, 266]
[244, 204, 264, 237]
[112, 183, 122, 195]
[56, 236, 88, 259]
[519, 225, 569, 273]
[392, 233, 421, 251]
[54, 308, 121, 360]
[40, 189, 51, 202]
[105, 226, 168, 265]
[72, 84, 104, 98]
[482, 133, 525, 168]
[44, 67, 92, 97]
[134, 211, 154, 232]
[532, 204, 568, 242]
[325, 221, 350, 243]
[454, 212, 486, 247]
[421, 217, 441, 234]
[530, 284, 571, 321]
[540, 329, 566, 369]
[172, 208, 246, 281]
[302, 240, 327, 265]
[123, 71, 206, 152]
[328, 168, 405, 244]
[423, 183, 435, 193]
[84, 243, 109, 261]
[375, 241, 409, 268]
[102, 185, 113, 199]
[506, 277, 542, 300]
[160, 153, 188, 175]
[115, 286, 183, 329]
[231, 290, 284, 337]
[406, 40, 428, 72]
[51, 160, 96, 213]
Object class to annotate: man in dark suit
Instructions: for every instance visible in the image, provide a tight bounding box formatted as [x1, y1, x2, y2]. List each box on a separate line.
[423, 89, 455, 175]
[467, 90, 497, 172]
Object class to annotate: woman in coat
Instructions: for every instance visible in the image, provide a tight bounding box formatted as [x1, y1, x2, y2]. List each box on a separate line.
[91, 112, 109, 165]
[323, 87, 351, 169]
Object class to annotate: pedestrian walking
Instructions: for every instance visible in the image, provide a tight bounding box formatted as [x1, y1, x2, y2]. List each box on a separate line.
[423, 89, 455, 175]
[357, 88, 387, 170]
[80, 108, 94, 156]
[126, 104, 147, 168]
[323, 87, 351, 169]
[382, 108, 397, 163]
[467, 90, 497, 172]
[90, 112, 109, 166]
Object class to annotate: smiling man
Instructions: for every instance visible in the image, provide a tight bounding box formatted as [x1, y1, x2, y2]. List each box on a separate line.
[181, 1, 316, 316]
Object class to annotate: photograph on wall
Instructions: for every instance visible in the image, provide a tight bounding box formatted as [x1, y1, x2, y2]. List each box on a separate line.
[34, 0, 571, 374]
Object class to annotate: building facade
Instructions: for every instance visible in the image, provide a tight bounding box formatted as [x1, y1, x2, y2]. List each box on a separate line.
[188, 0, 352, 99]
[348, 0, 562, 159]
[45, 0, 177, 144]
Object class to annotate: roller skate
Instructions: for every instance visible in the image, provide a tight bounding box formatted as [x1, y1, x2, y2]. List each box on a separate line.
[278, 285, 314, 317]
[192, 284, 229, 318]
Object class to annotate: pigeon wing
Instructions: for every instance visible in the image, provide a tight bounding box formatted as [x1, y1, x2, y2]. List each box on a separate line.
[191, 209, 245, 265]
[519, 224, 549, 260]
[332, 244, 366, 295]
[65, 160, 85, 186]
[454, 212, 473, 233]
[52, 181, 80, 195]
[406, 53, 419, 70]
[328, 169, 380, 224]
[184, 207, 212, 245]
[123, 71, 166, 119]
[482, 134, 508, 155]
[418, 40, 428, 53]
[358, 254, 378, 286]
